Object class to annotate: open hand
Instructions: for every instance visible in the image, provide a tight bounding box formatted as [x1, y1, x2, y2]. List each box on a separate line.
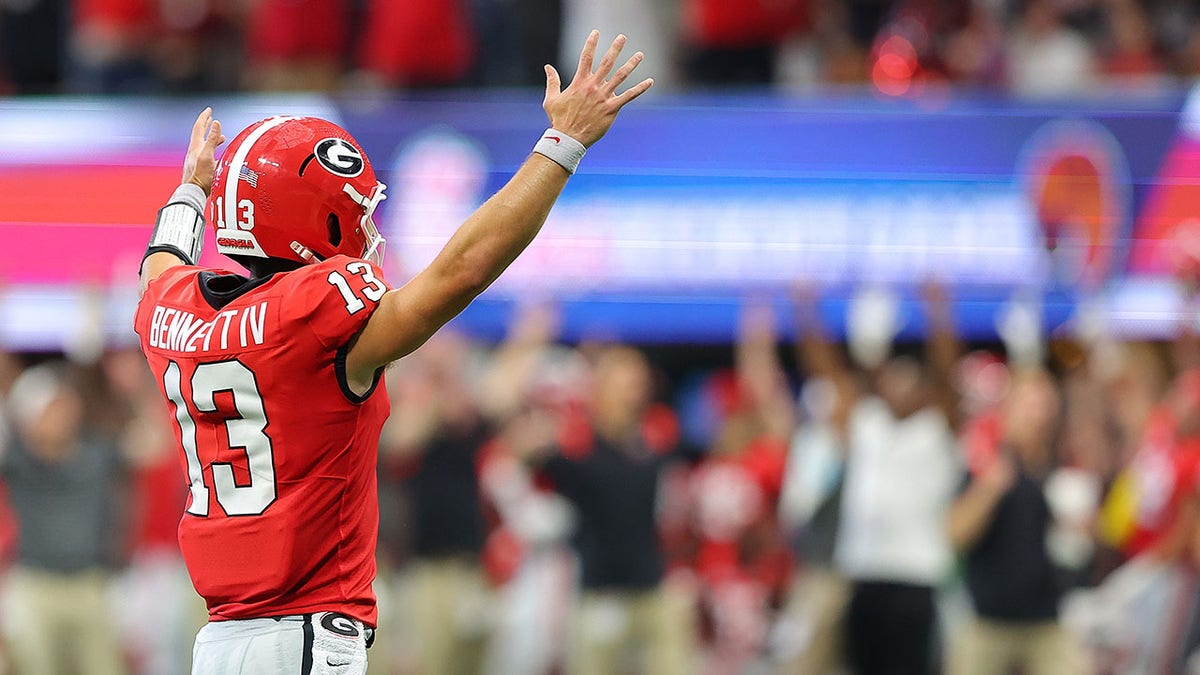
[182, 107, 226, 196]
[543, 31, 654, 147]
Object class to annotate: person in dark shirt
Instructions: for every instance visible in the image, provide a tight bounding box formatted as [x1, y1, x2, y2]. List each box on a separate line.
[1, 362, 127, 675]
[516, 345, 696, 675]
[377, 336, 492, 675]
[406, 419, 488, 558]
[946, 368, 1091, 675]
[542, 434, 666, 591]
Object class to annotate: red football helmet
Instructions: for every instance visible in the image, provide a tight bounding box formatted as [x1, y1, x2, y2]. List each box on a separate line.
[207, 116, 386, 267]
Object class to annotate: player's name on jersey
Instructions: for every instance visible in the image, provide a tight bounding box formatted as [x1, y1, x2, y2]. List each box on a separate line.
[147, 303, 269, 353]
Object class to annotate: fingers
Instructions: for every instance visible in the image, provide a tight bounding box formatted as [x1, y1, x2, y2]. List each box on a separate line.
[614, 77, 655, 107]
[205, 120, 226, 153]
[575, 29, 599, 79]
[191, 107, 212, 143]
[594, 34, 626, 80]
[605, 51, 643, 94]
[544, 64, 561, 101]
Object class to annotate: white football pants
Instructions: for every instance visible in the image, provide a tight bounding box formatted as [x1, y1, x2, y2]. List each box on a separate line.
[191, 612, 371, 674]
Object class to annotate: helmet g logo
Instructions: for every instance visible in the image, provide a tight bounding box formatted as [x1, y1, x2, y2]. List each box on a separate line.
[314, 138, 364, 178]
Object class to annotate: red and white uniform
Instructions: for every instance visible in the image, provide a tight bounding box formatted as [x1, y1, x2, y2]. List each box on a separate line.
[685, 436, 791, 671]
[134, 255, 390, 626]
[1125, 409, 1200, 558]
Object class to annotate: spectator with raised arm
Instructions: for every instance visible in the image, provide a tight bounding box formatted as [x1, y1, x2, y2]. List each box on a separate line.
[478, 305, 583, 675]
[684, 303, 793, 672]
[800, 283, 962, 675]
[775, 287, 857, 675]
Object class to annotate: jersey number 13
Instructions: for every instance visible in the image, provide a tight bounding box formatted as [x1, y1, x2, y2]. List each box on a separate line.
[163, 360, 277, 517]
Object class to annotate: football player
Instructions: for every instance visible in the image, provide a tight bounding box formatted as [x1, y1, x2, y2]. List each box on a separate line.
[133, 31, 652, 675]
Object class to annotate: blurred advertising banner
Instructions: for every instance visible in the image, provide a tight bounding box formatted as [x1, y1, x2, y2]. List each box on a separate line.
[0, 90, 1197, 346]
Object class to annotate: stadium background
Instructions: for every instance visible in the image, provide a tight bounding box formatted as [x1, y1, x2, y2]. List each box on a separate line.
[3, 0, 1200, 673]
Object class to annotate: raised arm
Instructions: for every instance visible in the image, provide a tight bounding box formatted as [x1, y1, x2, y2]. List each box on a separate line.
[138, 107, 225, 295]
[479, 304, 560, 422]
[922, 281, 962, 427]
[1173, 281, 1200, 374]
[345, 32, 653, 388]
[792, 287, 852, 385]
[791, 287, 860, 436]
[737, 302, 795, 442]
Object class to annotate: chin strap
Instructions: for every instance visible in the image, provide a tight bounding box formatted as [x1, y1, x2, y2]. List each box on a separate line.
[290, 241, 321, 265]
[288, 181, 389, 268]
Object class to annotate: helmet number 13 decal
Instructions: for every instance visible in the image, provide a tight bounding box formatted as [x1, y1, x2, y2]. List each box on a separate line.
[213, 196, 256, 230]
[328, 261, 387, 314]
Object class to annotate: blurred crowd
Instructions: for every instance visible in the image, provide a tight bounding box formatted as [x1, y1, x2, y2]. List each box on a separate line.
[3, 0, 1200, 96]
[2, 280, 1200, 674]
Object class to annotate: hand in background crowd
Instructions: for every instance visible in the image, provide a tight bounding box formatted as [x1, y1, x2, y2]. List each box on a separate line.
[978, 452, 1017, 497]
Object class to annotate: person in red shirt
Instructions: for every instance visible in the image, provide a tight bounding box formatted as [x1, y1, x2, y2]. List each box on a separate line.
[134, 31, 653, 674]
[1122, 373, 1200, 561]
[243, 0, 350, 91]
[1101, 0, 1163, 80]
[69, 0, 156, 92]
[681, 0, 806, 85]
[358, 0, 475, 88]
[685, 305, 793, 673]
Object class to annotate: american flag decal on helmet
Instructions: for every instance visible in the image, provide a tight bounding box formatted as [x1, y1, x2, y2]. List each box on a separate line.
[239, 165, 260, 188]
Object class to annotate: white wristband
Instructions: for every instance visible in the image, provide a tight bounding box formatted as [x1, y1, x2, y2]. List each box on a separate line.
[146, 183, 207, 265]
[533, 129, 586, 175]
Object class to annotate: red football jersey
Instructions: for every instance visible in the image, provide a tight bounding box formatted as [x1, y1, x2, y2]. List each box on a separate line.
[1126, 410, 1200, 557]
[134, 255, 391, 626]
